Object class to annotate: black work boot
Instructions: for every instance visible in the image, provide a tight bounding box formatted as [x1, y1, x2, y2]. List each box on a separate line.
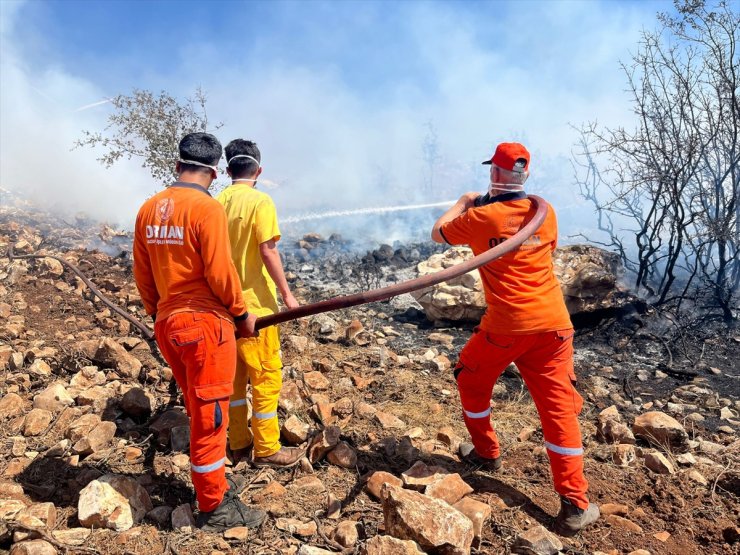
[225, 473, 246, 494]
[554, 497, 600, 536]
[459, 443, 502, 471]
[195, 490, 266, 532]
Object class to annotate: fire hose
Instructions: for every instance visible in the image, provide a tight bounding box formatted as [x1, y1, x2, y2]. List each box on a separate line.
[7, 195, 547, 337]
[6, 245, 156, 339]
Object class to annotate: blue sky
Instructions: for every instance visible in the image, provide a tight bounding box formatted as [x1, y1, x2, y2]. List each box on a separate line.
[0, 0, 673, 235]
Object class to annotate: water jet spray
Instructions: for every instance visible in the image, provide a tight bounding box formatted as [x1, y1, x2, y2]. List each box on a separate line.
[281, 200, 456, 225]
[255, 195, 547, 330]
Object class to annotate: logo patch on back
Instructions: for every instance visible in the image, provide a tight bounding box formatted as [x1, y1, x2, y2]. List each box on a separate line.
[503, 216, 519, 232]
[157, 198, 174, 223]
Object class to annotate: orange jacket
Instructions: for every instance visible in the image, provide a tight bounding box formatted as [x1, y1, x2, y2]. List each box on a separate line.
[441, 192, 572, 334]
[133, 182, 247, 322]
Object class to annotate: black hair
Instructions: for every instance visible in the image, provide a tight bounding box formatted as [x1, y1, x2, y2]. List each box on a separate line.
[178, 132, 222, 174]
[225, 139, 261, 179]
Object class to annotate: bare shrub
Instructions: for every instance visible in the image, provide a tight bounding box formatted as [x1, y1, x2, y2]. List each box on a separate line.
[573, 0, 739, 321]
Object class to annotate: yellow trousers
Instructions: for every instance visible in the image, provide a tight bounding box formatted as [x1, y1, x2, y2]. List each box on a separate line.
[229, 325, 282, 457]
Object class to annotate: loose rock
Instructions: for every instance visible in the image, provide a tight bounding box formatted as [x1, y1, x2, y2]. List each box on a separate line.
[424, 473, 473, 505]
[512, 525, 564, 555]
[327, 441, 357, 468]
[95, 338, 142, 378]
[633, 411, 689, 453]
[366, 471, 403, 500]
[381, 484, 473, 555]
[362, 536, 425, 554]
[77, 474, 153, 531]
[597, 405, 636, 444]
[644, 451, 675, 474]
[171, 503, 196, 530]
[453, 497, 492, 541]
[282, 415, 310, 445]
[401, 461, 449, 491]
[334, 520, 361, 547]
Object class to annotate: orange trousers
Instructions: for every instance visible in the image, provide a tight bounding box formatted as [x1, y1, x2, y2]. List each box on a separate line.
[155, 311, 235, 512]
[454, 328, 589, 509]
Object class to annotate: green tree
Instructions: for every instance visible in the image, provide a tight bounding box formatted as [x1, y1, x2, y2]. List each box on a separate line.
[75, 87, 221, 186]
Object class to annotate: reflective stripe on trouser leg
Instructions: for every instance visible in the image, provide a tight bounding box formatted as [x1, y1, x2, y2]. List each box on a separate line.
[238, 325, 283, 458]
[192, 457, 226, 473]
[464, 407, 492, 419]
[229, 340, 253, 451]
[515, 329, 589, 509]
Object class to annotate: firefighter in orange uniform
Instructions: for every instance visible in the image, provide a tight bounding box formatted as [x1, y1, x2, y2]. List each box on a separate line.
[133, 132, 265, 531]
[431, 142, 600, 535]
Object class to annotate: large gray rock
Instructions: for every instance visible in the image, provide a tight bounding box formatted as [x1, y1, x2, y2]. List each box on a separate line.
[411, 245, 632, 323]
[381, 484, 473, 555]
[410, 248, 485, 323]
[553, 245, 624, 314]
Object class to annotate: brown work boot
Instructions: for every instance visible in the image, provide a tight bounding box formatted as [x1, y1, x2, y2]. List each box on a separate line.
[459, 443, 502, 471]
[253, 446, 306, 469]
[554, 497, 600, 536]
[195, 489, 266, 532]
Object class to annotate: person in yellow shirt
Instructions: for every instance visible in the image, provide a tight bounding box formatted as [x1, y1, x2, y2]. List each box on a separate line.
[217, 139, 304, 468]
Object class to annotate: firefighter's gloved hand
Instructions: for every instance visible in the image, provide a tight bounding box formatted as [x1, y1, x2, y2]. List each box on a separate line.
[235, 313, 259, 338]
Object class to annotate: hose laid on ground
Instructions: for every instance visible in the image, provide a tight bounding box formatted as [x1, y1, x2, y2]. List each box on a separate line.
[255, 195, 547, 330]
[6, 195, 547, 337]
[6, 245, 156, 340]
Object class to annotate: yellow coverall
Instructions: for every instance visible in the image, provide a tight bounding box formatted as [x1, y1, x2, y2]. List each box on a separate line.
[216, 184, 283, 457]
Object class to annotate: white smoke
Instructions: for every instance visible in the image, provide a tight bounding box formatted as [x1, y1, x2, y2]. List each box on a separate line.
[1, 0, 649, 240]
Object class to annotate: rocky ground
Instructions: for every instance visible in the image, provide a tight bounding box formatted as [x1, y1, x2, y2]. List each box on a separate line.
[0, 197, 738, 555]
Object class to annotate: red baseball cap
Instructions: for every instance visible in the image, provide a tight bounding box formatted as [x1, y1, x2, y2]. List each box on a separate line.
[482, 142, 530, 173]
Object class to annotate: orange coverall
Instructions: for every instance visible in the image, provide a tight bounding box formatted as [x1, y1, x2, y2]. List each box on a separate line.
[133, 182, 247, 512]
[440, 191, 590, 509]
